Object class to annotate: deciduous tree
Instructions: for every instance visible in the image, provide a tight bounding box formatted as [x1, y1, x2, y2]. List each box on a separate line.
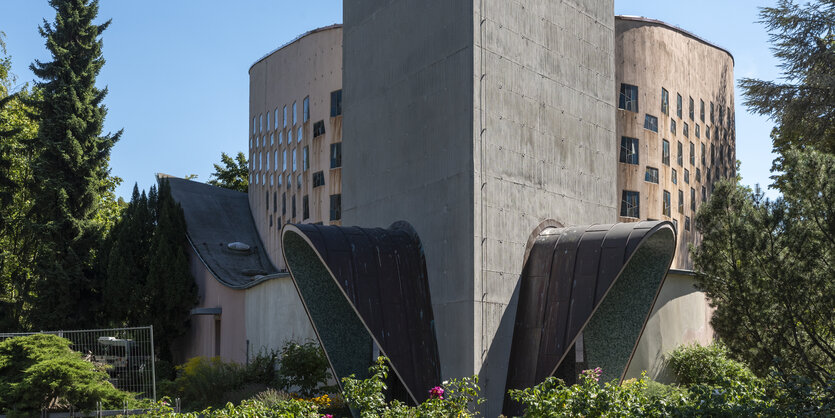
[207, 151, 249, 192]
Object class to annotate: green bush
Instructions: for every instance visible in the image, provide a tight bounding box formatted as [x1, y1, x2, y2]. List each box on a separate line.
[139, 396, 319, 417]
[666, 343, 758, 387]
[275, 341, 334, 397]
[0, 334, 129, 414]
[341, 356, 482, 418]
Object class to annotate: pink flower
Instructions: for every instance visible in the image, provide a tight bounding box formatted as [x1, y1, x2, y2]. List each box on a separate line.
[322, 415, 333, 418]
[429, 386, 445, 400]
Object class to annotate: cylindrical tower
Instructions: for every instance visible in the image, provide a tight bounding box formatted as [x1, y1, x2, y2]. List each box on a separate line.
[248, 25, 343, 270]
[615, 16, 736, 270]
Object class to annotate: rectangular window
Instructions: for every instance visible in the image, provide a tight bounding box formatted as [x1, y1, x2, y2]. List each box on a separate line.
[282, 150, 287, 172]
[701, 143, 706, 165]
[702, 186, 707, 202]
[663, 190, 671, 217]
[719, 106, 724, 127]
[696, 168, 701, 182]
[312, 171, 325, 187]
[662, 140, 670, 166]
[275, 108, 279, 129]
[695, 124, 700, 138]
[292, 101, 297, 125]
[303, 195, 309, 219]
[618, 83, 639, 112]
[313, 120, 326, 137]
[283, 105, 287, 128]
[277, 170, 282, 186]
[685, 216, 691, 231]
[706, 126, 710, 139]
[645, 167, 659, 184]
[253, 116, 256, 134]
[710, 102, 715, 123]
[672, 168, 678, 185]
[259, 114, 263, 133]
[266, 112, 270, 132]
[303, 96, 310, 123]
[330, 194, 342, 221]
[677, 141, 683, 166]
[298, 127, 302, 143]
[620, 190, 640, 218]
[691, 188, 696, 211]
[678, 190, 684, 213]
[661, 88, 669, 115]
[619, 136, 639, 164]
[689, 96, 694, 120]
[330, 143, 342, 168]
[700, 99, 705, 122]
[292, 195, 296, 218]
[644, 114, 658, 132]
[673, 218, 678, 233]
[670, 119, 676, 135]
[331, 89, 343, 117]
[676, 93, 682, 118]
[282, 193, 286, 215]
[265, 191, 269, 211]
[683, 122, 689, 138]
[303, 146, 309, 170]
[707, 167, 711, 183]
[690, 142, 695, 165]
[292, 149, 297, 172]
[684, 168, 690, 184]
[297, 174, 302, 189]
[711, 144, 715, 164]
[278, 131, 283, 144]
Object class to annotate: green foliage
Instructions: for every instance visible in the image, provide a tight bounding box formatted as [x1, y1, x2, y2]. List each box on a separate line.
[342, 356, 483, 418]
[23, 0, 122, 329]
[0, 334, 128, 414]
[208, 152, 249, 193]
[139, 395, 320, 417]
[666, 343, 758, 387]
[693, 151, 835, 384]
[275, 341, 334, 397]
[739, 0, 835, 154]
[144, 179, 198, 362]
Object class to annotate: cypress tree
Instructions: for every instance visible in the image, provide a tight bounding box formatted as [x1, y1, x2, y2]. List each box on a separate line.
[25, 0, 121, 329]
[145, 180, 197, 362]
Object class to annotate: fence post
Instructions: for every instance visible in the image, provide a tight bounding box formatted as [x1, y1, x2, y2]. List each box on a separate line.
[150, 325, 157, 401]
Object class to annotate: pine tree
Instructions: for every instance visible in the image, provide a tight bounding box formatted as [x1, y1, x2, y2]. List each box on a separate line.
[103, 184, 154, 326]
[145, 180, 197, 362]
[25, 0, 121, 329]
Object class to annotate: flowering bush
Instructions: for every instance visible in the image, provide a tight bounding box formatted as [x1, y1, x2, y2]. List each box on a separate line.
[341, 357, 482, 417]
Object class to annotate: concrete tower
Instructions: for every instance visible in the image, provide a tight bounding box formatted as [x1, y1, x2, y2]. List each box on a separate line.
[342, 2, 617, 414]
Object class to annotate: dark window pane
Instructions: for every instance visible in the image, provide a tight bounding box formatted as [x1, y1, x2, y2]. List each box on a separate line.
[330, 194, 342, 221]
[645, 167, 659, 184]
[662, 140, 670, 166]
[313, 171, 325, 187]
[313, 120, 326, 137]
[330, 142, 342, 168]
[330, 90, 343, 117]
[644, 114, 658, 132]
[292, 195, 296, 218]
[676, 93, 682, 118]
[620, 190, 640, 218]
[619, 136, 639, 164]
[618, 83, 639, 112]
[661, 88, 669, 115]
[303, 195, 309, 220]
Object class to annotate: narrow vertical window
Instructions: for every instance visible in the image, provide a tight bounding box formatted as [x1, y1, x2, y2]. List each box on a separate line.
[662, 140, 670, 166]
[331, 143, 342, 168]
[661, 88, 669, 115]
[303, 195, 309, 219]
[671, 119, 676, 135]
[683, 122, 689, 138]
[292, 149, 297, 172]
[672, 168, 678, 185]
[283, 105, 287, 128]
[253, 116, 256, 134]
[298, 126, 303, 143]
[330, 194, 342, 221]
[303, 146, 309, 171]
[278, 131, 282, 145]
[282, 150, 287, 172]
[663, 190, 671, 217]
[292, 195, 296, 218]
[618, 84, 639, 112]
[259, 114, 263, 133]
[689, 96, 694, 120]
[684, 169, 690, 184]
[330, 90, 343, 117]
[292, 101, 297, 125]
[691, 188, 696, 211]
[619, 137, 639, 164]
[710, 102, 715, 123]
[677, 141, 683, 166]
[678, 190, 684, 213]
[701, 143, 706, 165]
[266, 111, 270, 131]
[270, 133, 274, 146]
[685, 216, 691, 231]
[695, 124, 700, 139]
[676, 93, 682, 118]
[303, 96, 310, 122]
[700, 99, 705, 122]
[690, 142, 695, 165]
[275, 108, 279, 129]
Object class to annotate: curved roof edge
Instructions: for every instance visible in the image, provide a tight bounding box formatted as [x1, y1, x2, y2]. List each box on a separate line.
[249, 24, 342, 73]
[616, 15, 734, 64]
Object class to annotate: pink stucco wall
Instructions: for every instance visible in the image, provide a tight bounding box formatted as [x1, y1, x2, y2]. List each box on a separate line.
[174, 245, 248, 364]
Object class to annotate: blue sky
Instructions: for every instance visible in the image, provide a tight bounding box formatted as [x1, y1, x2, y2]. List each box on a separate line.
[0, 1, 780, 200]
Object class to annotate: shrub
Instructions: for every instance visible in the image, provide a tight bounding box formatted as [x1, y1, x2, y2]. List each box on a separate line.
[666, 343, 758, 387]
[342, 356, 482, 418]
[275, 341, 334, 397]
[140, 396, 320, 417]
[0, 334, 129, 414]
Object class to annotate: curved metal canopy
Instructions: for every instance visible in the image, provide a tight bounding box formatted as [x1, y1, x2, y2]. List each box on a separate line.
[503, 221, 676, 415]
[281, 221, 441, 405]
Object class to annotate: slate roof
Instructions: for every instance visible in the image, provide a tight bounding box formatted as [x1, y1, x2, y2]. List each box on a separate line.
[165, 176, 286, 289]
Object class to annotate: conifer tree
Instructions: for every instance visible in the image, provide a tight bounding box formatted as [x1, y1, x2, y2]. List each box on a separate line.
[25, 0, 121, 329]
[145, 180, 197, 362]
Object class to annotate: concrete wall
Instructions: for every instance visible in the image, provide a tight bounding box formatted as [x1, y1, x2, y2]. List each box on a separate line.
[176, 245, 247, 364]
[473, 1, 617, 412]
[245, 276, 318, 355]
[249, 26, 343, 271]
[615, 17, 736, 269]
[343, 0, 477, 384]
[625, 271, 715, 382]
[345, 1, 616, 414]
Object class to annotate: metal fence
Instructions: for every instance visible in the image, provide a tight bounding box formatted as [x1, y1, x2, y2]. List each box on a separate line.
[0, 326, 156, 400]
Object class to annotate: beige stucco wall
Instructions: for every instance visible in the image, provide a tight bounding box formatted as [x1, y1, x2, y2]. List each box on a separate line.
[244, 276, 317, 355]
[625, 271, 715, 382]
[249, 26, 343, 271]
[615, 16, 736, 270]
